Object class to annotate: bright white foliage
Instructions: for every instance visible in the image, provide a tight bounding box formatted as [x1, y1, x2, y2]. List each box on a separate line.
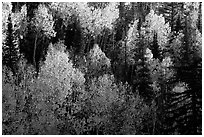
[2, 2, 12, 43]
[90, 2, 119, 34]
[145, 48, 153, 61]
[9, 4, 27, 48]
[172, 82, 188, 93]
[144, 10, 171, 50]
[88, 44, 111, 70]
[185, 2, 199, 28]
[50, 2, 119, 36]
[148, 56, 174, 83]
[90, 74, 118, 113]
[119, 20, 139, 65]
[11, 4, 27, 33]
[32, 4, 56, 37]
[127, 20, 139, 43]
[39, 44, 85, 103]
[2, 2, 12, 28]
[161, 56, 173, 67]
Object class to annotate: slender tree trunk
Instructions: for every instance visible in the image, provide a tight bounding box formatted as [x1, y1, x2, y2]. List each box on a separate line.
[33, 34, 37, 68]
[124, 28, 127, 71]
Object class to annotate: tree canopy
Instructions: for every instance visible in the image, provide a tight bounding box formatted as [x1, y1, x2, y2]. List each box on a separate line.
[2, 2, 202, 135]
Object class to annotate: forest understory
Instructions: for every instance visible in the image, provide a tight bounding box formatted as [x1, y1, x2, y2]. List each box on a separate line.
[2, 2, 202, 135]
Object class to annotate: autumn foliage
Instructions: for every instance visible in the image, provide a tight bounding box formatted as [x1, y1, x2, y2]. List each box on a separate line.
[2, 2, 202, 135]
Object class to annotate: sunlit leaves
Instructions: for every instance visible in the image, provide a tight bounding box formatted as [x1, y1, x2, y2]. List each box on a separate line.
[2, 2, 12, 43]
[89, 44, 111, 67]
[2, 2, 202, 135]
[11, 4, 27, 39]
[193, 29, 202, 58]
[121, 20, 139, 65]
[184, 2, 199, 28]
[94, 2, 119, 32]
[118, 20, 140, 65]
[89, 74, 118, 113]
[39, 44, 85, 103]
[32, 4, 56, 37]
[50, 2, 119, 36]
[145, 48, 153, 61]
[143, 10, 171, 51]
[172, 82, 188, 93]
[87, 44, 111, 76]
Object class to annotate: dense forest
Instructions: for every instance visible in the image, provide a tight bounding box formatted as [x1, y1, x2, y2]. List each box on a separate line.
[2, 2, 202, 135]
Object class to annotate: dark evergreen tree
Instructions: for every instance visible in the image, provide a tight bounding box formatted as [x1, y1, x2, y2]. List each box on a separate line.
[2, 2, 202, 135]
[151, 31, 161, 61]
[174, 16, 201, 135]
[3, 14, 19, 75]
[158, 2, 185, 33]
[175, 14, 183, 33]
[131, 3, 154, 103]
[134, 38, 154, 103]
[165, 4, 202, 134]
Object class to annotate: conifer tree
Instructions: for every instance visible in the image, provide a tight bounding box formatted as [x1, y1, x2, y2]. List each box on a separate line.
[151, 31, 161, 60]
[134, 35, 154, 103]
[166, 2, 202, 134]
[134, 15, 154, 103]
[3, 14, 19, 75]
